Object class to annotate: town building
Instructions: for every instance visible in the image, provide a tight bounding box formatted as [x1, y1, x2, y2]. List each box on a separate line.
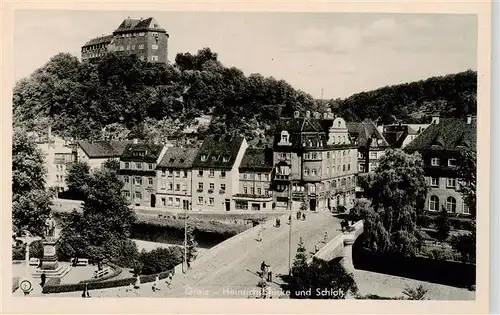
[119, 142, 168, 207]
[156, 147, 199, 211]
[272, 110, 358, 212]
[234, 148, 274, 211]
[36, 128, 76, 192]
[346, 119, 390, 174]
[76, 140, 132, 169]
[405, 115, 476, 215]
[191, 135, 248, 211]
[81, 17, 169, 63]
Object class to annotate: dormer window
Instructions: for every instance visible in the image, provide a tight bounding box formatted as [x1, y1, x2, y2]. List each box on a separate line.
[201, 154, 208, 162]
[222, 156, 229, 162]
[448, 158, 457, 167]
[431, 158, 440, 166]
[280, 131, 290, 144]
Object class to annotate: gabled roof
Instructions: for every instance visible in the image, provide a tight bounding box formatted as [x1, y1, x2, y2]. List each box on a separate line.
[239, 148, 273, 172]
[346, 120, 390, 148]
[192, 135, 245, 169]
[113, 17, 166, 33]
[77, 140, 130, 158]
[82, 35, 113, 47]
[405, 118, 477, 152]
[120, 143, 165, 163]
[157, 147, 199, 169]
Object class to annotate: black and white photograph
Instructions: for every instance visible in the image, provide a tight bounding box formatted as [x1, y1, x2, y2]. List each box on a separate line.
[3, 3, 492, 313]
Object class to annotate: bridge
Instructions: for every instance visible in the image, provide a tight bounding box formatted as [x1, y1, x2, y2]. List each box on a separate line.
[49, 212, 364, 298]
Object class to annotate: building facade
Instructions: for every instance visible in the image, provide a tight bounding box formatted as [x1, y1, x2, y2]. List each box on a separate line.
[191, 135, 248, 211]
[119, 142, 168, 207]
[347, 119, 390, 174]
[156, 147, 199, 211]
[36, 130, 76, 192]
[82, 17, 169, 63]
[234, 148, 274, 211]
[272, 110, 358, 212]
[405, 116, 476, 215]
[76, 140, 132, 169]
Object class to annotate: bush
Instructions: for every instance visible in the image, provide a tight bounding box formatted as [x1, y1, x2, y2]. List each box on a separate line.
[12, 245, 25, 260]
[12, 277, 20, 292]
[30, 240, 44, 259]
[138, 247, 183, 275]
[42, 269, 174, 294]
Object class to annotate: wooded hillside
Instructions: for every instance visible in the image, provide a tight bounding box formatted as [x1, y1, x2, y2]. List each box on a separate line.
[13, 48, 476, 145]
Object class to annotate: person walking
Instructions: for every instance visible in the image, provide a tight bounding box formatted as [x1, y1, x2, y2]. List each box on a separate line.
[267, 265, 273, 282]
[257, 229, 263, 242]
[152, 275, 160, 292]
[323, 231, 328, 243]
[134, 275, 141, 289]
[40, 271, 46, 287]
[81, 284, 90, 298]
[260, 261, 269, 277]
[302, 212, 306, 221]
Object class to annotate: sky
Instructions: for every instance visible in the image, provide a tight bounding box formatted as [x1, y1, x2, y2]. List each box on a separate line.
[14, 11, 477, 99]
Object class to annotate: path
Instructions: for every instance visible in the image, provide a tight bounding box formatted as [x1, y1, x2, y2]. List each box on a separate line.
[48, 212, 342, 298]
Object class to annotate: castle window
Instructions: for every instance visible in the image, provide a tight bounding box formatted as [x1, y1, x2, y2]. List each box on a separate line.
[139, 32, 145, 37]
[304, 169, 310, 176]
[131, 45, 135, 50]
[151, 56, 159, 61]
[430, 177, 439, 187]
[138, 44, 144, 50]
[280, 131, 289, 144]
[201, 154, 208, 162]
[446, 178, 456, 188]
[152, 44, 159, 50]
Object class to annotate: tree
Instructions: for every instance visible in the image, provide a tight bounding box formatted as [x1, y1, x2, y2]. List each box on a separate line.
[289, 257, 358, 299]
[457, 148, 476, 219]
[361, 149, 428, 256]
[349, 198, 370, 222]
[66, 161, 91, 200]
[451, 220, 476, 263]
[58, 167, 137, 267]
[186, 224, 198, 268]
[289, 238, 310, 298]
[102, 159, 120, 173]
[12, 128, 52, 236]
[436, 206, 451, 241]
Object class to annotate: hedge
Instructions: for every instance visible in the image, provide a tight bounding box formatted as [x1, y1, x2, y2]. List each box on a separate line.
[42, 268, 174, 294]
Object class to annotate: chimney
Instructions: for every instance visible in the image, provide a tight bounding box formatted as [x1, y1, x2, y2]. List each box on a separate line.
[305, 111, 311, 118]
[431, 114, 440, 125]
[466, 114, 473, 124]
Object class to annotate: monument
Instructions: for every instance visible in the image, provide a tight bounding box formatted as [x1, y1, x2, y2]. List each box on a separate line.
[33, 214, 71, 279]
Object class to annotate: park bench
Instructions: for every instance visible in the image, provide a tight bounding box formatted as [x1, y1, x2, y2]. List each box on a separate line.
[93, 266, 111, 279]
[29, 258, 40, 266]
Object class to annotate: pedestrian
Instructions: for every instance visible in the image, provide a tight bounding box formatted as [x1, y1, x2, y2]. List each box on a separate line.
[267, 265, 273, 282]
[152, 275, 160, 291]
[165, 272, 173, 289]
[314, 243, 319, 253]
[134, 275, 140, 289]
[296, 211, 301, 220]
[324, 231, 328, 243]
[257, 229, 262, 242]
[260, 261, 267, 277]
[81, 284, 90, 298]
[40, 271, 46, 287]
[302, 213, 306, 221]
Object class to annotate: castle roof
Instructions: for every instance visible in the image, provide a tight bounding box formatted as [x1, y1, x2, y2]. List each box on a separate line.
[113, 17, 166, 34]
[157, 147, 199, 169]
[346, 120, 390, 148]
[82, 34, 113, 47]
[239, 148, 273, 172]
[77, 140, 132, 158]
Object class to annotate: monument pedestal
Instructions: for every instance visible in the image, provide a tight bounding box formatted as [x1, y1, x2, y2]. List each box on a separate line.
[32, 239, 71, 279]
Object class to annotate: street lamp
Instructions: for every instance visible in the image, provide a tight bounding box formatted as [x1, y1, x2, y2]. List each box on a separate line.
[288, 181, 293, 276]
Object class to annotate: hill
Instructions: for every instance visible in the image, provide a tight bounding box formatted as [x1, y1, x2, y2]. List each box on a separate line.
[13, 48, 476, 145]
[330, 70, 477, 124]
[13, 48, 319, 146]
